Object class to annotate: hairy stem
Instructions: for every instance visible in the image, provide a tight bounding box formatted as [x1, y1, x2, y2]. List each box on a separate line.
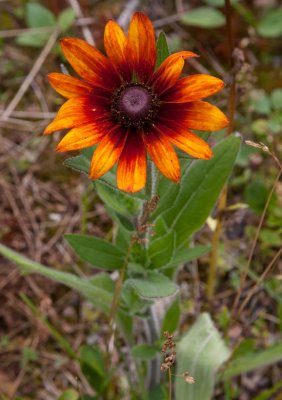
[109, 237, 135, 326]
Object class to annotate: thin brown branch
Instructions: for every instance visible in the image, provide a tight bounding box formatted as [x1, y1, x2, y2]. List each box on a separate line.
[236, 247, 282, 318]
[117, 0, 141, 29]
[1, 28, 60, 121]
[68, 0, 95, 45]
[0, 110, 56, 119]
[0, 18, 95, 38]
[231, 167, 282, 319]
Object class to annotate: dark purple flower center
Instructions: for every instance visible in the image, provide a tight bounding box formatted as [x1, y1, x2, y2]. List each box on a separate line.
[118, 86, 151, 120]
[111, 83, 159, 129]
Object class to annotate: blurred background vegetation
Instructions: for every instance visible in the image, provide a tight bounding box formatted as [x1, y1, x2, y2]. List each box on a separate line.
[0, 0, 281, 399]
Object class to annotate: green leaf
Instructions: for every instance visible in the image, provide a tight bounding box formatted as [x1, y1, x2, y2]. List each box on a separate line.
[221, 342, 282, 380]
[270, 88, 282, 110]
[161, 298, 180, 333]
[127, 272, 178, 299]
[65, 234, 126, 270]
[155, 157, 193, 213]
[156, 32, 170, 68]
[95, 180, 143, 216]
[259, 228, 281, 247]
[0, 243, 112, 314]
[17, 3, 56, 48]
[88, 272, 115, 293]
[80, 396, 97, 400]
[131, 344, 159, 360]
[163, 245, 211, 269]
[257, 9, 282, 38]
[57, 8, 76, 32]
[80, 345, 108, 393]
[244, 179, 270, 214]
[204, 0, 238, 5]
[251, 92, 271, 115]
[254, 380, 282, 400]
[149, 385, 168, 400]
[17, 33, 51, 48]
[26, 3, 56, 28]
[80, 345, 106, 377]
[116, 310, 134, 345]
[153, 135, 241, 248]
[115, 223, 133, 252]
[182, 7, 226, 29]
[63, 154, 90, 174]
[148, 231, 175, 269]
[121, 285, 151, 315]
[58, 389, 80, 400]
[176, 313, 230, 400]
[21, 346, 38, 368]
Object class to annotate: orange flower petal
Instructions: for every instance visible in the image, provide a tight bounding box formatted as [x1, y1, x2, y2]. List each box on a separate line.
[150, 51, 198, 95]
[44, 96, 109, 134]
[143, 129, 180, 182]
[155, 122, 213, 160]
[117, 131, 146, 192]
[47, 73, 93, 98]
[56, 121, 114, 152]
[160, 101, 229, 131]
[162, 74, 225, 103]
[127, 12, 156, 82]
[60, 38, 120, 90]
[104, 20, 131, 81]
[90, 127, 128, 179]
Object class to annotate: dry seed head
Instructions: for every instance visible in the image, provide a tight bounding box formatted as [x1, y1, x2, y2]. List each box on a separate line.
[161, 332, 176, 371]
[181, 372, 195, 384]
[162, 331, 175, 353]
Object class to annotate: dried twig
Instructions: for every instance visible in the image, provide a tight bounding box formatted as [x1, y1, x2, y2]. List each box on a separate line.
[0, 110, 56, 119]
[0, 17, 96, 38]
[231, 166, 282, 320]
[68, 0, 95, 45]
[236, 247, 282, 318]
[153, 13, 184, 28]
[1, 28, 60, 121]
[117, 0, 141, 29]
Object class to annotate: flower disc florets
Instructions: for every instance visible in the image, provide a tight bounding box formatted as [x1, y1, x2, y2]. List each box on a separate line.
[111, 83, 159, 128]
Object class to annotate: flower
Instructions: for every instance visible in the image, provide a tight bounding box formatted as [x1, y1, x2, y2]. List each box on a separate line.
[45, 12, 228, 193]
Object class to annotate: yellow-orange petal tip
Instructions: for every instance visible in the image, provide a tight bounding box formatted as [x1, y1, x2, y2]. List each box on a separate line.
[56, 144, 64, 152]
[43, 126, 51, 135]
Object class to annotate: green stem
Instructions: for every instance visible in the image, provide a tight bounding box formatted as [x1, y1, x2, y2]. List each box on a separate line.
[135, 360, 149, 400]
[145, 158, 157, 248]
[108, 236, 135, 342]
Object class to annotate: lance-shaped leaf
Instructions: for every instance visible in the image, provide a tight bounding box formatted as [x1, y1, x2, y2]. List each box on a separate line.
[221, 342, 282, 380]
[156, 31, 170, 68]
[0, 243, 112, 314]
[152, 135, 241, 248]
[176, 313, 230, 400]
[65, 234, 126, 270]
[126, 271, 178, 299]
